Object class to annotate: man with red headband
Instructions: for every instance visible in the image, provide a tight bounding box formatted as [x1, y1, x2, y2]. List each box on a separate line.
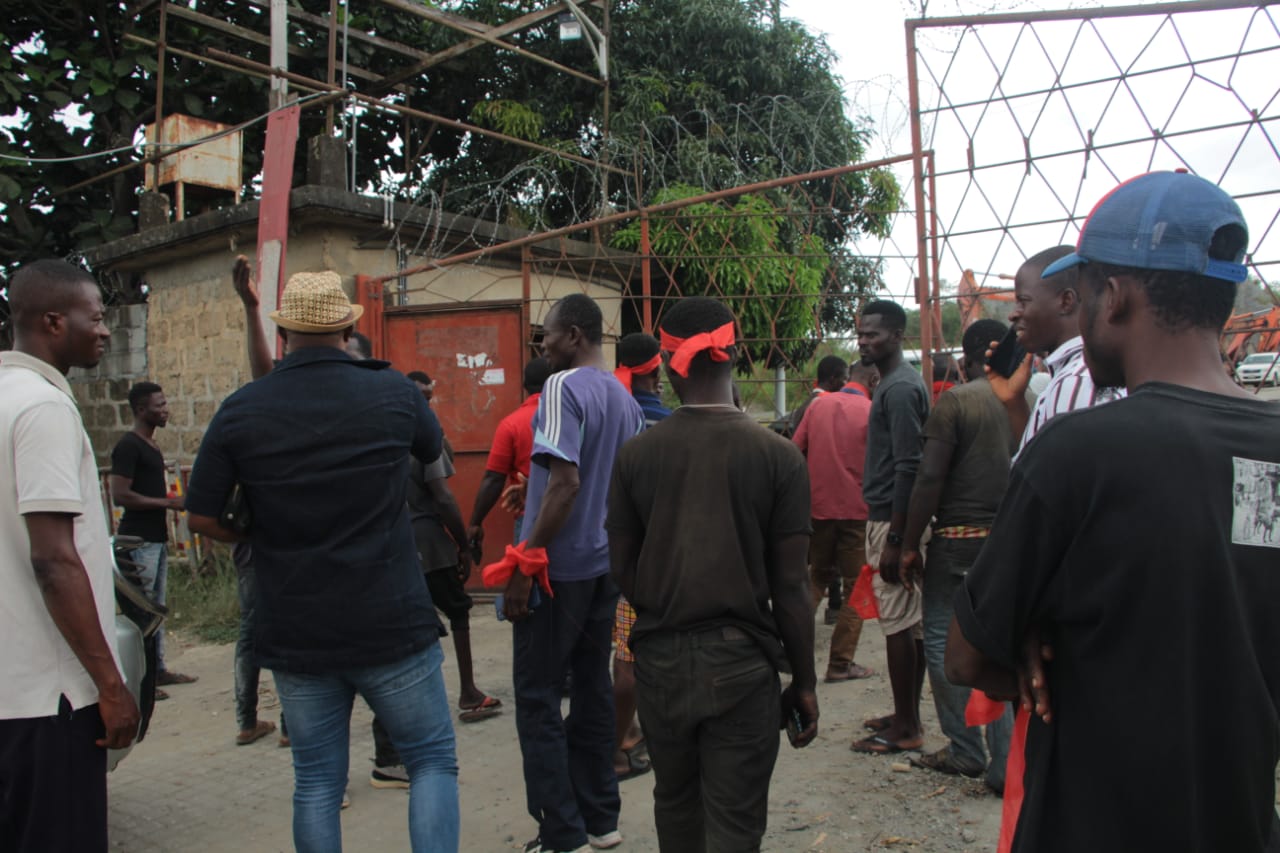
[610, 333, 670, 783]
[608, 296, 817, 852]
[495, 294, 644, 853]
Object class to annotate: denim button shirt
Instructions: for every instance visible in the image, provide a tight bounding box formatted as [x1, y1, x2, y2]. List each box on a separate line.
[186, 347, 444, 673]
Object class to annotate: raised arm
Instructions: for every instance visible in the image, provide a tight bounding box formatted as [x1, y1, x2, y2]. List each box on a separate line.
[233, 255, 274, 381]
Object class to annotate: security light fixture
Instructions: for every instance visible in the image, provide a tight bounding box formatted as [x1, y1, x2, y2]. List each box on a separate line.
[558, 12, 582, 41]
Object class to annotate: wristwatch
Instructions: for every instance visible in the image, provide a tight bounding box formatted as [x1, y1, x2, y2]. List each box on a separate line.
[886, 531, 904, 547]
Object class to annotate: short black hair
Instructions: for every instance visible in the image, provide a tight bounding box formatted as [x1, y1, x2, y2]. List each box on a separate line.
[658, 296, 737, 374]
[551, 293, 603, 344]
[861, 299, 907, 332]
[524, 356, 552, 392]
[816, 355, 848, 384]
[1084, 264, 1239, 332]
[962, 319, 1008, 364]
[8, 260, 97, 327]
[128, 381, 163, 412]
[617, 333, 661, 369]
[406, 370, 431, 385]
[348, 331, 373, 358]
[1023, 245, 1079, 292]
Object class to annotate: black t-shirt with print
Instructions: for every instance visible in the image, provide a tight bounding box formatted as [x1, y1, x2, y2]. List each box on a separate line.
[956, 383, 1280, 853]
[606, 407, 811, 664]
[111, 431, 169, 543]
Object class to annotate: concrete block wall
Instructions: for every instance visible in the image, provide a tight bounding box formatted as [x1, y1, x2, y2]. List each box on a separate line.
[70, 303, 150, 462]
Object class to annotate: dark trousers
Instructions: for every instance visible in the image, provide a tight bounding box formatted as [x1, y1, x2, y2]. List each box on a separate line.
[234, 559, 287, 737]
[634, 626, 782, 853]
[513, 574, 621, 850]
[0, 697, 108, 853]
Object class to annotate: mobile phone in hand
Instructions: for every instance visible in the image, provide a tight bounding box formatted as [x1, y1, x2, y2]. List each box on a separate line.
[988, 325, 1028, 379]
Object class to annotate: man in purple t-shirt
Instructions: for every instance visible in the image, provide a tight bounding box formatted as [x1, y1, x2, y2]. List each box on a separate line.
[502, 294, 644, 853]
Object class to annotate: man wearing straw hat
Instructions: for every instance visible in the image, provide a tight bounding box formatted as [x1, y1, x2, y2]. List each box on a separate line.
[187, 270, 459, 853]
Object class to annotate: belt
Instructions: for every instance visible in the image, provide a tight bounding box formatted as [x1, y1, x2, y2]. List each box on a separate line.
[932, 525, 990, 539]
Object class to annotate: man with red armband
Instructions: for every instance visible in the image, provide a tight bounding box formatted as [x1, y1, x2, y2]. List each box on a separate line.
[608, 296, 818, 853]
[489, 294, 644, 853]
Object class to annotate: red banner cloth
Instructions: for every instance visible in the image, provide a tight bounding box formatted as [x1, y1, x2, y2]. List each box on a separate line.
[965, 690, 1007, 726]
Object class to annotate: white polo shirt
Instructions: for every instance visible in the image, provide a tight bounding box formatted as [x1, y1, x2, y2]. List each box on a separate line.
[0, 350, 119, 719]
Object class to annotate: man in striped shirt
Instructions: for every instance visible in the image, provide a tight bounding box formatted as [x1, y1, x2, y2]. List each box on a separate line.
[986, 245, 1125, 450]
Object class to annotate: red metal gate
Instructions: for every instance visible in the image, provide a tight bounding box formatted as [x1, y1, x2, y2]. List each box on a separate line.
[378, 302, 526, 588]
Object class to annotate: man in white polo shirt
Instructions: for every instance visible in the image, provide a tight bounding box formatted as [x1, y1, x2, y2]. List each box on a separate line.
[0, 259, 139, 853]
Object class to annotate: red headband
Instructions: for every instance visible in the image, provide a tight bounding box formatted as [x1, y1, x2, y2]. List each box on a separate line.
[612, 353, 662, 392]
[659, 321, 736, 377]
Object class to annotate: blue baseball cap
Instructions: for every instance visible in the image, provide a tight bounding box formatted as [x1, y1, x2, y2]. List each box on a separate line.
[1043, 171, 1249, 283]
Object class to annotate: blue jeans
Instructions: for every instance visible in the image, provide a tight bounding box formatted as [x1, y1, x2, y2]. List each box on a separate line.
[130, 542, 168, 671]
[922, 536, 1012, 788]
[273, 643, 459, 853]
[513, 574, 620, 850]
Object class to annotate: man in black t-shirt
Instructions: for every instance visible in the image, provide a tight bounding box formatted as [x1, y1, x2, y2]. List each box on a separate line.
[947, 171, 1280, 852]
[109, 381, 194, 688]
[607, 296, 817, 852]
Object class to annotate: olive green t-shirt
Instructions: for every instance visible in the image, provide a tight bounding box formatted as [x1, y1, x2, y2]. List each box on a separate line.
[922, 378, 1012, 529]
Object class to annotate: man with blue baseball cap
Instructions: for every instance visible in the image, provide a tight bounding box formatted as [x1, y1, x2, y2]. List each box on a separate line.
[945, 171, 1280, 852]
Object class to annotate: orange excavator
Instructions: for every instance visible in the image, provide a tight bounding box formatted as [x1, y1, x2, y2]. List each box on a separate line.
[1223, 306, 1280, 362]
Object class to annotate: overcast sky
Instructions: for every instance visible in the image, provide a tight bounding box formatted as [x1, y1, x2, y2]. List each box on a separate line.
[781, 0, 1279, 303]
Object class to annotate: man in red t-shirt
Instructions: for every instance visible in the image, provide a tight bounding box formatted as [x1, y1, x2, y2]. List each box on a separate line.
[793, 359, 877, 683]
[468, 358, 552, 553]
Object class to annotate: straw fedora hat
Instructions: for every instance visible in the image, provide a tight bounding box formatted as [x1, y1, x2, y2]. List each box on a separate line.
[270, 271, 364, 333]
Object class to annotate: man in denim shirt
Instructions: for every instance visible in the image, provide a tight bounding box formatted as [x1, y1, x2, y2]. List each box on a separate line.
[186, 271, 458, 853]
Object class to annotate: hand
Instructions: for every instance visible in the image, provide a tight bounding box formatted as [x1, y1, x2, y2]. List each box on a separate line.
[466, 525, 484, 565]
[780, 683, 819, 748]
[878, 542, 903, 585]
[984, 339, 1033, 405]
[96, 680, 141, 750]
[499, 473, 527, 514]
[1017, 626, 1054, 724]
[502, 571, 535, 622]
[900, 548, 923, 592]
[167, 496, 186, 512]
[232, 255, 260, 309]
[455, 550, 472, 585]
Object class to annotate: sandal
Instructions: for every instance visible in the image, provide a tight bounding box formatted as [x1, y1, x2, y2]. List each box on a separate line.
[236, 720, 277, 746]
[824, 662, 875, 682]
[909, 746, 983, 778]
[458, 695, 502, 723]
[850, 733, 923, 755]
[615, 747, 651, 782]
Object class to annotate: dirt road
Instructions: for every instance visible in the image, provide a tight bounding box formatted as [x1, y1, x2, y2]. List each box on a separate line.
[108, 611, 1002, 852]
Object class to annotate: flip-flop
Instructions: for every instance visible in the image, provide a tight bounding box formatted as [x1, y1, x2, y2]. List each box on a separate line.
[458, 695, 503, 723]
[824, 663, 875, 682]
[863, 714, 893, 732]
[236, 720, 277, 746]
[615, 748, 651, 782]
[909, 747, 983, 778]
[850, 733, 922, 755]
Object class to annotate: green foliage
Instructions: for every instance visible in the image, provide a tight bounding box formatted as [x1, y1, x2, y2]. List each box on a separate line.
[612, 184, 828, 366]
[167, 546, 240, 645]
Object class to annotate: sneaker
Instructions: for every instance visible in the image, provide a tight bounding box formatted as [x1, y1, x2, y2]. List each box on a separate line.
[370, 764, 410, 789]
[523, 839, 590, 853]
[588, 830, 623, 849]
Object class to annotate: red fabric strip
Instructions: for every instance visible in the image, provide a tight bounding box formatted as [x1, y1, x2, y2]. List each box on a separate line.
[481, 542, 553, 597]
[659, 321, 736, 377]
[612, 353, 662, 392]
[997, 707, 1030, 853]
